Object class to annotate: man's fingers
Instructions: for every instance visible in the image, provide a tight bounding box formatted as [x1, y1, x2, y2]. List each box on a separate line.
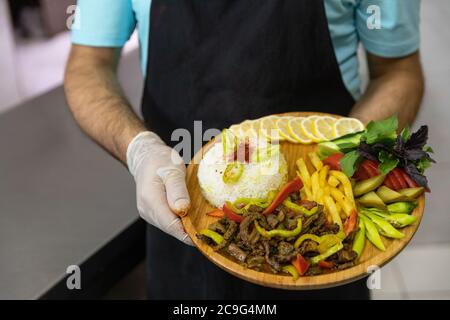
[157, 166, 190, 216]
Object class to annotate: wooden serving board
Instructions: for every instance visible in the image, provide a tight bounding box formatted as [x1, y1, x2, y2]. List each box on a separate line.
[182, 112, 425, 290]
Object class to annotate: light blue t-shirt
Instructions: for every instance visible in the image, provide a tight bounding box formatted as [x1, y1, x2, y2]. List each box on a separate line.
[72, 0, 420, 99]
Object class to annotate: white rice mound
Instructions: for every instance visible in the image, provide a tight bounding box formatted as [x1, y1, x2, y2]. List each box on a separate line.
[198, 141, 288, 208]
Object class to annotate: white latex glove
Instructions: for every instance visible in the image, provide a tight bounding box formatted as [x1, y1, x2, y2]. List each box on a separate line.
[127, 131, 193, 246]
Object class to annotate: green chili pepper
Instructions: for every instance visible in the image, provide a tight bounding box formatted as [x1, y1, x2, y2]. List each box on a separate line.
[293, 233, 343, 254]
[386, 201, 417, 214]
[363, 208, 417, 228]
[352, 219, 366, 257]
[283, 199, 318, 217]
[223, 162, 244, 184]
[310, 243, 344, 265]
[362, 212, 405, 239]
[359, 214, 385, 251]
[282, 264, 299, 280]
[254, 218, 302, 239]
[199, 229, 224, 245]
[317, 234, 342, 254]
[293, 234, 322, 249]
[233, 190, 277, 210]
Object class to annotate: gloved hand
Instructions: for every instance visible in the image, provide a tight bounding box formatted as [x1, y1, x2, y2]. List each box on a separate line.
[127, 131, 193, 246]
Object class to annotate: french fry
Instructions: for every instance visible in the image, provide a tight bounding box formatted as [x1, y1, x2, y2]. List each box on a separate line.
[300, 184, 313, 200]
[329, 187, 354, 217]
[335, 202, 341, 213]
[330, 170, 355, 207]
[296, 159, 311, 188]
[338, 183, 345, 194]
[311, 171, 320, 202]
[319, 165, 329, 188]
[324, 196, 343, 230]
[327, 176, 340, 188]
[308, 152, 323, 171]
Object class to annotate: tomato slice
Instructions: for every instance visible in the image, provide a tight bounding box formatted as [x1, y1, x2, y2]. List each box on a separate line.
[353, 165, 370, 181]
[323, 153, 344, 171]
[361, 160, 380, 177]
[383, 174, 396, 190]
[392, 168, 408, 189]
[399, 168, 419, 188]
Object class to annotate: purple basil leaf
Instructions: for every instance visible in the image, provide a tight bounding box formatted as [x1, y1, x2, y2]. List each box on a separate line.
[405, 149, 429, 161]
[406, 126, 428, 150]
[357, 142, 378, 161]
[405, 163, 429, 189]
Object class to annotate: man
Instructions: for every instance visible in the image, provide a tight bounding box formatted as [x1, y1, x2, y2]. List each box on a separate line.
[65, 0, 424, 299]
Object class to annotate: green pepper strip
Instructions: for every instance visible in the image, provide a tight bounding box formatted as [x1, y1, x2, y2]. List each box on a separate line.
[223, 162, 244, 184]
[363, 208, 417, 228]
[283, 199, 318, 217]
[282, 264, 299, 280]
[359, 214, 385, 251]
[352, 219, 366, 257]
[293, 234, 321, 249]
[310, 243, 344, 265]
[293, 233, 343, 252]
[233, 190, 277, 210]
[199, 229, 224, 245]
[362, 212, 405, 239]
[254, 218, 302, 239]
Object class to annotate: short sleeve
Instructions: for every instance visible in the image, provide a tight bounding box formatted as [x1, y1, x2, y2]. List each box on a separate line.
[71, 0, 136, 47]
[356, 0, 421, 57]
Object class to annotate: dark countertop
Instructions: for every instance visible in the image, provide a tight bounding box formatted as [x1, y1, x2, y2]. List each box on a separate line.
[0, 50, 144, 299]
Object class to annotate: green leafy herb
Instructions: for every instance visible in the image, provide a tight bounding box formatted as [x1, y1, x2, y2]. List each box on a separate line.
[401, 126, 411, 142]
[339, 150, 362, 177]
[423, 146, 434, 153]
[363, 116, 398, 144]
[416, 157, 431, 174]
[378, 150, 399, 175]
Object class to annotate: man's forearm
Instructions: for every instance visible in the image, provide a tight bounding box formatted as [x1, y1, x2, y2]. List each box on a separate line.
[350, 52, 424, 130]
[64, 46, 146, 164]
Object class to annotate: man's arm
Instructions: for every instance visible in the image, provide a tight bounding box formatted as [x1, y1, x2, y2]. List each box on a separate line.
[64, 45, 146, 164]
[350, 52, 425, 129]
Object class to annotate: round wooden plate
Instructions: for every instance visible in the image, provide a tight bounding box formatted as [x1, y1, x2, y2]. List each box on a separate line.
[182, 112, 425, 290]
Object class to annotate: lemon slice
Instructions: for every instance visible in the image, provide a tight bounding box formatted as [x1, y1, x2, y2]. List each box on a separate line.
[259, 116, 282, 141]
[229, 124, 243, 138]
[313, 116, 338, 141]
[287, 117, 313, 144]
[334, 118, 365, 137]
[238, 120, 258, 138]
[276, 116, 298, 143]
[300, 116, 322, 142]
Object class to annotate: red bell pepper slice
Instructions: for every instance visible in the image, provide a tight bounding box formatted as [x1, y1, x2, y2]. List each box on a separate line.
[344, 209, 358, 236]
[398, 168, 419, 188]
[392, 168, 408, 189]
[222, 203, 244, 223]
[207, 209, 225, 218]
[292, 253, 310, 276]
[318, 260, 335, 269]
[323, 153, 344, 171]
[262, 177, 303, 215]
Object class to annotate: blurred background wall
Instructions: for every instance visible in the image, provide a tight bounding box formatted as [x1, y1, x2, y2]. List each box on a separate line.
[0, 0, 139, 114]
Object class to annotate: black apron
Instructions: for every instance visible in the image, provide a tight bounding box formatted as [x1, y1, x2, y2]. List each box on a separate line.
[142, 0, 369, 299]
